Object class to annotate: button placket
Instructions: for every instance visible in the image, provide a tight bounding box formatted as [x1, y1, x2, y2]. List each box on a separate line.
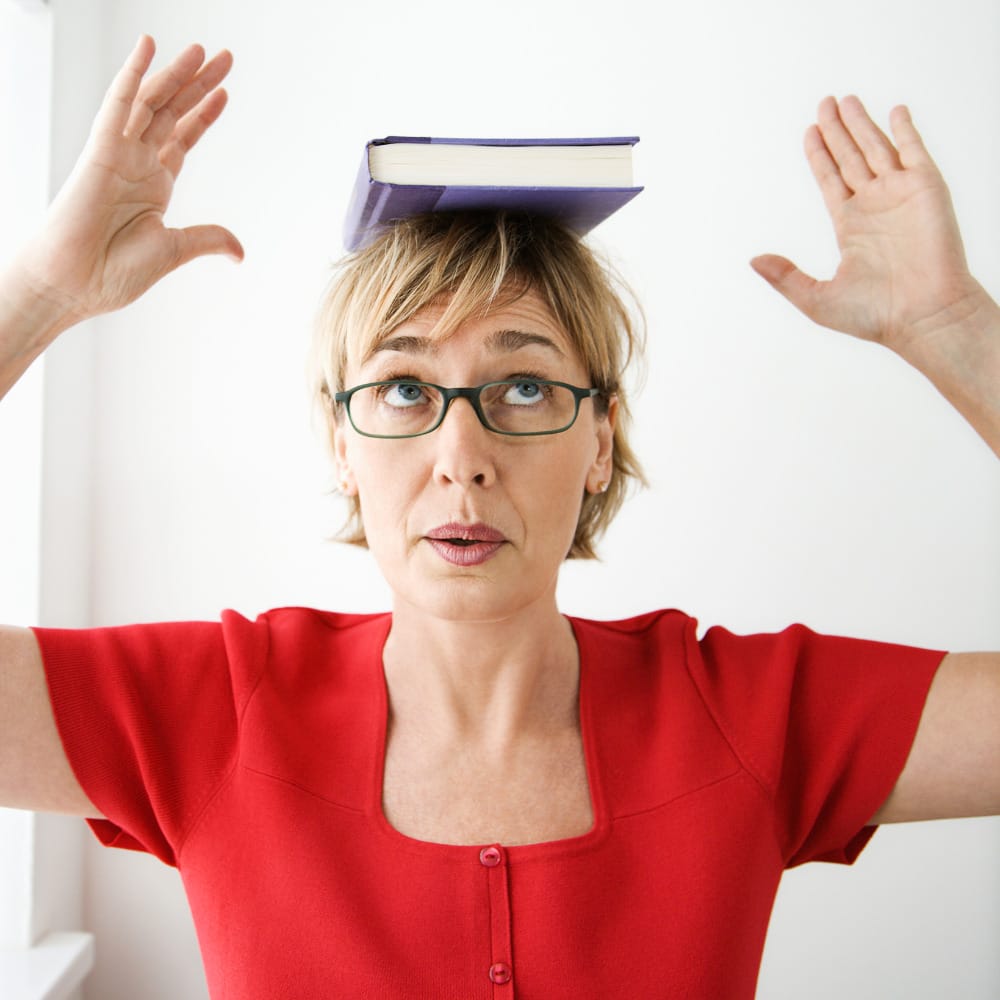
[480, 843, 514, 993]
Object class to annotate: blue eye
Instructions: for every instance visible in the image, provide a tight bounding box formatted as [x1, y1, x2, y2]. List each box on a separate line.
[502, 380, 546, 405]
[383, 383, 427, 407]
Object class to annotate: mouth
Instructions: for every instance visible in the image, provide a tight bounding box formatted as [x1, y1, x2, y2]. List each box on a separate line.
[424, 523, 507, 566]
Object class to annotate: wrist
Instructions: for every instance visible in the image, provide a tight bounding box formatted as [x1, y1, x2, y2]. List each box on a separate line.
[0, 256, 89, 400]
[892, 278, 998, 365]
[0, 255, 86, 354]
[893, 281, 1000, 458]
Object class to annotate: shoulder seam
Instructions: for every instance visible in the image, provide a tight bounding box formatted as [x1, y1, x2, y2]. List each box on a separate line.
[173, 617, 273, 861]
[679, 620, 776, 805]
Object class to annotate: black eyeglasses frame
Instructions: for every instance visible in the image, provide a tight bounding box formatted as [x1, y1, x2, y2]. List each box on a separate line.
[333, 378, 602, 439]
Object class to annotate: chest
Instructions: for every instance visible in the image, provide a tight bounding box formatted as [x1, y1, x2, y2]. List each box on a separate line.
[380, 722, 595, 846]
[190, 764, 778, 1000]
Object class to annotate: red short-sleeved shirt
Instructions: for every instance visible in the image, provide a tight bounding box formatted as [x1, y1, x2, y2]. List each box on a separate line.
[34, 608, 944, 999]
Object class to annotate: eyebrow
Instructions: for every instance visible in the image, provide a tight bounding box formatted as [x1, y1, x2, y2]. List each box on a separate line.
[367, 328, 566, 361]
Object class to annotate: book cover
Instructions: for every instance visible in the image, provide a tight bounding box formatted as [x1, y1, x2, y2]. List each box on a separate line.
[343, 136, 642, 252]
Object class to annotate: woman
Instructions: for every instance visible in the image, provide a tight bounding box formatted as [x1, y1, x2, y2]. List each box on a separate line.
[1, 35, 998, 999]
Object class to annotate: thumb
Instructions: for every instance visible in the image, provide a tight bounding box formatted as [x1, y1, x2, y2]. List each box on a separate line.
[171, 224, 245, 270]
[750, 254, 822, 319]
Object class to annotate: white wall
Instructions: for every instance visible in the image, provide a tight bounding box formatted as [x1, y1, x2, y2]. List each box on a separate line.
[30, 0, 1000, 998]
[0, 0, 87, 972]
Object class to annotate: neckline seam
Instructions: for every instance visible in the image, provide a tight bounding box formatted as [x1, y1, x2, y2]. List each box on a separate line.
[370, 613, 611, 858]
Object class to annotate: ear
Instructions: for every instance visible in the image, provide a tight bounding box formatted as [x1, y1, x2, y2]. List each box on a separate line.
[332, 423, 358, 497]
[586, 395, 617, 495]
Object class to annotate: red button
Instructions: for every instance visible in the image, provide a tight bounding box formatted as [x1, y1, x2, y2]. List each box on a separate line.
[489, 962, 512, 985]
[479, 846, 502, 867]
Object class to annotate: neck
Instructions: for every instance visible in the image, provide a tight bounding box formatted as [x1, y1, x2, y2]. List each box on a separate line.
[382, 596, 580, 748]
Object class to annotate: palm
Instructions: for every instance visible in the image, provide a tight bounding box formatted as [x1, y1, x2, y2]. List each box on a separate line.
[22, 37, 241, 321]
[754, 97, 979, 352]
[49, 139, 176, 309]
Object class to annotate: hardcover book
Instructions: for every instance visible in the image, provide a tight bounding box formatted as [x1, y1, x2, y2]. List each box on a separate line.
[343, 135, 642, 251]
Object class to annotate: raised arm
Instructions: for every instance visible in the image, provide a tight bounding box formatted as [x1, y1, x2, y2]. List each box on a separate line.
[0, 35, 242, 399]
[751, 95, 1000, 457]
[753, 97, 1000, 823]
[0, 36, 239, 816]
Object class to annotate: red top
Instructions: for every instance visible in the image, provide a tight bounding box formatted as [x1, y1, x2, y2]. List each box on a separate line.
[34, 608, 944, 999]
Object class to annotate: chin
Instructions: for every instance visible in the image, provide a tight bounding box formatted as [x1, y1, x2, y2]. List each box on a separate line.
[395, 571, 554, 625]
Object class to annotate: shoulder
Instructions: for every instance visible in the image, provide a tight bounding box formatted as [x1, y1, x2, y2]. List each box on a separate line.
[219, 607, 392, 693]
[569, 609, 940, 700]
[568, 608, 697, 642]
[219, 605, 391, 671]
[230, 606, 391, 640]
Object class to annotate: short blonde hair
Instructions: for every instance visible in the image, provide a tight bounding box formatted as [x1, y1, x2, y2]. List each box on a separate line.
[311, 211, 646, 560]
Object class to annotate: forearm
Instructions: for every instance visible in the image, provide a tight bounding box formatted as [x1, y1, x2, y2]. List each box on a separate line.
[0, 260, 80, 401]
[894, 282, 1000, 460]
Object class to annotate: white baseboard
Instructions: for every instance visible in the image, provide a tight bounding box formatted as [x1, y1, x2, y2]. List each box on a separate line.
[0, 933, 94, 1000]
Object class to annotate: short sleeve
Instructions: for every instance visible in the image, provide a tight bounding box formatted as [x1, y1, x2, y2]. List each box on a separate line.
[689, 624, 946, 867]
[32, 611, 268, 866]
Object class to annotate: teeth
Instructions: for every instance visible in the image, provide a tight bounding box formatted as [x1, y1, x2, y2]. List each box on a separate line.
[448, 538, 477, 546]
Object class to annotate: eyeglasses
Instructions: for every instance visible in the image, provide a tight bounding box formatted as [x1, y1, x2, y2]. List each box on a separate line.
[333, 379, 601, 439]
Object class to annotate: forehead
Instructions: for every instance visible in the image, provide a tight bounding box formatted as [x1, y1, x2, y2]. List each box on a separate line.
[357, 289, 577, 368]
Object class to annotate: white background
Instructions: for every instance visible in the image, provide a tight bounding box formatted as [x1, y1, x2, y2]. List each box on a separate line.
[4, 0, 1000, 996]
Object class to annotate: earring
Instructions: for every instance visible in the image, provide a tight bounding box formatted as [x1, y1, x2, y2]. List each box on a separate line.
[595, 480, 609, 494]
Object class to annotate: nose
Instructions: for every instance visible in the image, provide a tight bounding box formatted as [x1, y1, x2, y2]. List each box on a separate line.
[430, 395, 498, 489]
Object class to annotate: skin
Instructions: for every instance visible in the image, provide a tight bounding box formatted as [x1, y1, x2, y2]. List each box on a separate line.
[334, 293, 614, 841]
[336, 292, 614, 629]
[753, 93, 1000, 823]
[0, 39, 997, 836]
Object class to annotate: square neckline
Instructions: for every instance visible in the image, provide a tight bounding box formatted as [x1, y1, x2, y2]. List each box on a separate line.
[368, 613, 611, 861]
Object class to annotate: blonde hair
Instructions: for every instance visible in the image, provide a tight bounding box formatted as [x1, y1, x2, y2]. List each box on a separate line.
[311, 211, 647, 560]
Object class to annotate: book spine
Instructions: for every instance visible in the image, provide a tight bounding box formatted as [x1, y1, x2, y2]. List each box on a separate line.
[343, 176, 448, 251]
[342, 148, 379, 252]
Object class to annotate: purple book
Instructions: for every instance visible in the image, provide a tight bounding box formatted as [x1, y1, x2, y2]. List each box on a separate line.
[342, 135, 642, 251]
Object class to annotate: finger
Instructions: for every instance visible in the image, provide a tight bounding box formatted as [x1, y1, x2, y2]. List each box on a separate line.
[815, 95, 874, 192]
[804, 124, 851, 213]
[838, 95, 902, 174]
[159, 89, 229, 178]
[889, 104, 939, 172]
[93, 35, 156, 140]
[750, 254, 826, 322]
[125, 43, 207, 138]
[143, 49, 234, 148]
[170, 224, 245, 269]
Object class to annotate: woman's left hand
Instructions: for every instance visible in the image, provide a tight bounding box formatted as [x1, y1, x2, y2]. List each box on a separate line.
[754, 98, 1000, 828]
[751, 96, 989, 356]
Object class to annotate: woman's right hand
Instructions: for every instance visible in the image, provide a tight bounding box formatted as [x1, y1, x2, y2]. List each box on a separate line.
[0, 39, 244, 814]
[17, 35, 243, 328]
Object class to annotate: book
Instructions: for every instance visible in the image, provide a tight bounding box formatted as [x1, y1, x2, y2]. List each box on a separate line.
[343, 135, 642, 251]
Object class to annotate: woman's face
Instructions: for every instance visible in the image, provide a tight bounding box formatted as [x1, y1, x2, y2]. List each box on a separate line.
[335, 289, 615, 623]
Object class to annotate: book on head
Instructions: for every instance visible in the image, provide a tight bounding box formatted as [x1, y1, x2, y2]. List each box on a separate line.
[342, 135, 642, 251]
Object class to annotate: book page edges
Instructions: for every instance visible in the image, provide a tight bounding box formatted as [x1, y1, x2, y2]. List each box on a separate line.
[369, 142, 636, 187]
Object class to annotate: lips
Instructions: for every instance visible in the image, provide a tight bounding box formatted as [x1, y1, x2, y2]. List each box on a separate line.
[426, 523, 506, 543]
[424, 522, 507, 566]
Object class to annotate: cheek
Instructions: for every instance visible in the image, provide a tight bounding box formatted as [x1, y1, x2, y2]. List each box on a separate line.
[350, 446, 425, 532]
[519, 442, 593, 525]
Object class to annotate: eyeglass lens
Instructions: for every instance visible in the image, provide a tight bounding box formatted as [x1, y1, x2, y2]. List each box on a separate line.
[348, 381, 580, 437]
